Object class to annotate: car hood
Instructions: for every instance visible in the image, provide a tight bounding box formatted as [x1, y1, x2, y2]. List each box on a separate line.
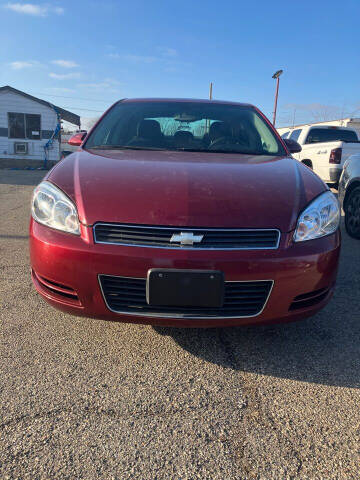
[47, 149, 326, 232]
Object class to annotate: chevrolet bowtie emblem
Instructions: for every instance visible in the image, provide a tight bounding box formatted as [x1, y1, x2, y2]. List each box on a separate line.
[170, 232, 204, 246]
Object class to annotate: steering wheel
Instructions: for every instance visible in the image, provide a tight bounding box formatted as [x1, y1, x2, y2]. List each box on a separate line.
[209, 135, 250, 150]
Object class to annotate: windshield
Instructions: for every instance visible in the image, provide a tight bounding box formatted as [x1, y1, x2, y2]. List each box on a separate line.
[85, 101, 286, 156]
[305, 128, 359, 144]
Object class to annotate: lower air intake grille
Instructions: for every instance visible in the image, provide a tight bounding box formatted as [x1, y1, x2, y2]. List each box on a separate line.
[289, 287, 330, 311]
[99, 275, 273, 318]
[93, 224, 280, 250]
[32, 270, 81, 306]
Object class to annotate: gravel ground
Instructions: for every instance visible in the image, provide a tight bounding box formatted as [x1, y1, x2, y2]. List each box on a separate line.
[0, 170, 359, 479]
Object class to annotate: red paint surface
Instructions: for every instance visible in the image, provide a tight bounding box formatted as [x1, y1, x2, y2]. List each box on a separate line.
[48, 149, 325, 232]
[30, 99, 340, 327]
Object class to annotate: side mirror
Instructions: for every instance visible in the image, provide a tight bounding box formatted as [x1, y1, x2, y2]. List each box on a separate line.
[283, 138, 302, 154]
[68, 132, 87, 146]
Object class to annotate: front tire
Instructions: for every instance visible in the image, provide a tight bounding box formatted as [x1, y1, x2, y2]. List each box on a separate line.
[345, 186, 360, 239]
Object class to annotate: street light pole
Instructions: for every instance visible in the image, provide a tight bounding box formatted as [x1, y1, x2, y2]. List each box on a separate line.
[272, 70, 283, 127]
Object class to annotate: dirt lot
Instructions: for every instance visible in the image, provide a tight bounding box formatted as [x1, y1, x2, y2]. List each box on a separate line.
[0, 170, 359, 479]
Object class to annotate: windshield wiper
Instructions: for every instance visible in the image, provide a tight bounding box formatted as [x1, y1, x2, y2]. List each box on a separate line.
[88, 145, 268, 155]
[88, 145, 167, 151]
[175, 147, 264, 155]
[173, 147, 208, 152]
[207, 149, 263, 155]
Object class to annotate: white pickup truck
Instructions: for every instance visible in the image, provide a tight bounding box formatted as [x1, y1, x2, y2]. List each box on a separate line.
[280, 125, 360, 185]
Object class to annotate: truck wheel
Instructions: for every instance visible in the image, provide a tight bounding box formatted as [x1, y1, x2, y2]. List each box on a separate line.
[345, 186, 360, 239]
[301, 159, 313, 169]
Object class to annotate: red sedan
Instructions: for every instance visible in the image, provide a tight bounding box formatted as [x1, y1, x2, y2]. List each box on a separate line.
[30, 99, 341, 327]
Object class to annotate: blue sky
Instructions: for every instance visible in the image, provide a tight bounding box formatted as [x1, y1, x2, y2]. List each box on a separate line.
[1, 0, 360, 128]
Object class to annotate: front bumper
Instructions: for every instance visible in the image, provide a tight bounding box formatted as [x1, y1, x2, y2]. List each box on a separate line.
[29, 220, 341, 327]
[329, 168, 342, 184]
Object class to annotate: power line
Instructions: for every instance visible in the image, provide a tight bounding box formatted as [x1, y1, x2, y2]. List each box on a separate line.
[29, 91, 118, 104]
[20, 90, 112, 114]
[60, 106, 105, 113]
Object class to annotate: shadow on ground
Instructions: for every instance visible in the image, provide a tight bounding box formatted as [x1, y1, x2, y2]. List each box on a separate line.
[153, 309, 359, 389]
[153, 227, 360, 389]
[0, 170, 46, 186]
[0, 234, 28, 240]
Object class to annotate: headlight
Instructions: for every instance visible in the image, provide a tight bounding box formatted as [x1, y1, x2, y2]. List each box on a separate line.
[294, 191, 340, 242]
[31, 181, 80, 235]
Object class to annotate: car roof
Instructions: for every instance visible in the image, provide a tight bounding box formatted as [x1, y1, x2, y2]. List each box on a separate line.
[289, 125, 356, 131]
[120, 98, 254, 107]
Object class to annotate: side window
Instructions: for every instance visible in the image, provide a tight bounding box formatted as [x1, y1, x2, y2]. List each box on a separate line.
[253, 113, 279, 153]
[289, 129, 301, 142]
[281, 131, 290, 139]
[305, 128, 359, 144]
[305, 129, 320, 144]
[8, 113, 25, 139]
[8, 113, 41, 140]
[25, 114, 41, 140]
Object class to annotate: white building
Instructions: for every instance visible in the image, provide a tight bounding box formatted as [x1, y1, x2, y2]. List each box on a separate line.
[278, 117, 360, 139]
[0, 85, 80, 168]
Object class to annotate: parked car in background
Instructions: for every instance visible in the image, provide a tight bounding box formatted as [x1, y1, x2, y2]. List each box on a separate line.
[60, 150, 73, 160]
[30, 98, 340, 327]
[61, 130, 87, 155]
[281, 125, 360, 186]
[338, 154, 360, 238]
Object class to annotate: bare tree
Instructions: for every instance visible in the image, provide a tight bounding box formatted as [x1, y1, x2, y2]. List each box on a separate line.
[280, 103, 343, 126]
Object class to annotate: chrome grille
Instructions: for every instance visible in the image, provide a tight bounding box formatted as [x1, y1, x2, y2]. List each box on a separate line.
[94, 224, 280, 249]
[99, 275, 273, 319]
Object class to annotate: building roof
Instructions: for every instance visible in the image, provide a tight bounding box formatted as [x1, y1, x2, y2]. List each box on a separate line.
[0, 85, 80, 127]
[278, 117, 360, 131]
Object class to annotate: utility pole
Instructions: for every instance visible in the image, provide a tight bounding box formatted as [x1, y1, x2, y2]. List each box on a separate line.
[272, 70, 283, 126]
[205, 82, 213, 134]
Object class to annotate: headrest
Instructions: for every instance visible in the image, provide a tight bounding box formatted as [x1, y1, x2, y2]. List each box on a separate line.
[209, 121, 231, 141]
[174, 130, 194, 142]
[137, 119, 162, 139]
